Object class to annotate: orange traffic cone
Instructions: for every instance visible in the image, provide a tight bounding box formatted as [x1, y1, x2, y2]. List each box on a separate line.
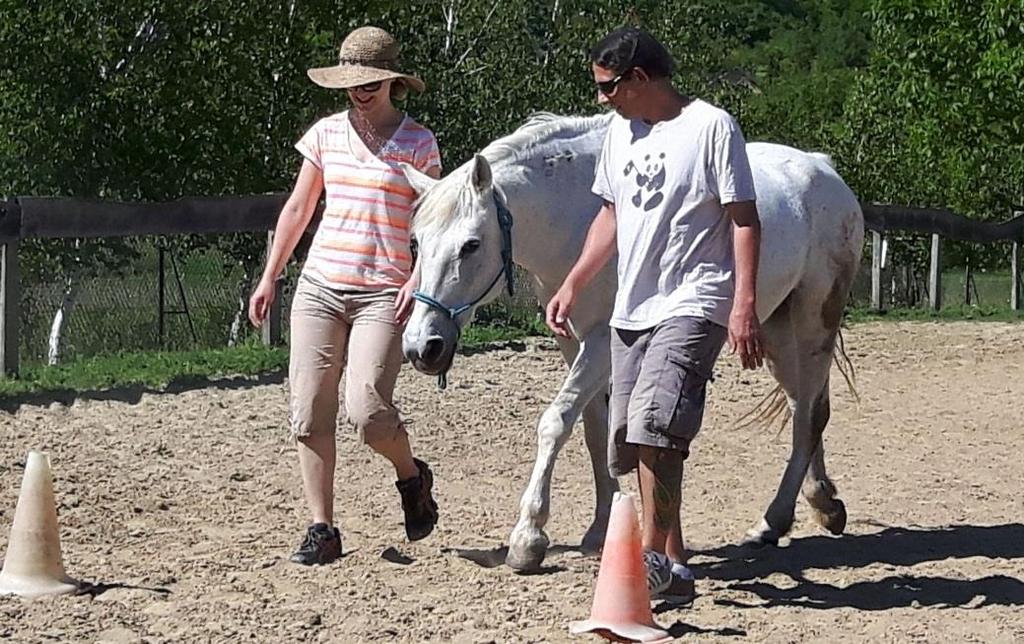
[0, 450, 78, 599]
[570, 492, 670, 643]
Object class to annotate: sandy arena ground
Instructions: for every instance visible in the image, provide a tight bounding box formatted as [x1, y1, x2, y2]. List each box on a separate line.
[1, 321, 1023, 643]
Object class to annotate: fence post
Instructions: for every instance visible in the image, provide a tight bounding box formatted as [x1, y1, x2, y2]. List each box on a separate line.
[929, 233, 943, 311]
[262, 230, 283, 346]
[158, 245, 166, 347]
[1012, 240, 1021, 311]
[1, 240, 20, 377]
[964, 259, 972, 306]
[871, 230, 884, 311]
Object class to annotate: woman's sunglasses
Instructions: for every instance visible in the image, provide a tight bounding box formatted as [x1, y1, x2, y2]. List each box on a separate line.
[350, 81, 383, 93]
[596, 69, 633, 95]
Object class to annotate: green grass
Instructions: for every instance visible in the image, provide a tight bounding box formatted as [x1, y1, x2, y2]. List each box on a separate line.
[846, 304, 1024, 324]
[6, 306, 1021, 399]
[460, 315, 551, 345]
[0, 341, 289, 398]
[0, 322, 548, 398]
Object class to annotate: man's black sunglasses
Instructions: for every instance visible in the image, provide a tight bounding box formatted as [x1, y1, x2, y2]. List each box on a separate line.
[596, 69, 632, 95]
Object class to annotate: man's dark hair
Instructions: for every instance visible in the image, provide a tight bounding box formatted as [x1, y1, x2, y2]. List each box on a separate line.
[589, 26, 676, 79]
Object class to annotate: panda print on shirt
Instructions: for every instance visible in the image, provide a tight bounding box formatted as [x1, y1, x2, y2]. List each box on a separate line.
[622, 152, 666, 212]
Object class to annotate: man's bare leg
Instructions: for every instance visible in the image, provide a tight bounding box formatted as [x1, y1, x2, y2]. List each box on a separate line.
[638, 445, 695, 602]
[638, 446, 683, 554]
[667, 520, 687, 564]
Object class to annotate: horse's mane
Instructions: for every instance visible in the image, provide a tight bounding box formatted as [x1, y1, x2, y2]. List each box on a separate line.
[477, 112, 604, 164]
[413, 112, 612, 233]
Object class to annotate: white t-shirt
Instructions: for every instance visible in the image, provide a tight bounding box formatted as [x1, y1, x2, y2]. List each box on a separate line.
[592, 99, 756, 330]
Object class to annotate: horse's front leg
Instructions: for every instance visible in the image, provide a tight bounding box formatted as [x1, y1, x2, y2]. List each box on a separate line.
[579, 392, 618, 554]
[575, 326, 617, 554]
[506, 332, 610, 571]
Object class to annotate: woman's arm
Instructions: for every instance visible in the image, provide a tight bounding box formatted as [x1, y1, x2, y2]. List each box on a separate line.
[249, 160, 324, 326]
[260, 160, 324, 283]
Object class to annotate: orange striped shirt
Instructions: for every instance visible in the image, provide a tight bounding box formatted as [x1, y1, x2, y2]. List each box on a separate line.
[295, 111, 442, 290]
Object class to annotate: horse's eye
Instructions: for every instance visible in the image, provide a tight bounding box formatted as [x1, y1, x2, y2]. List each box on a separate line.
[459, 239, 481, 257]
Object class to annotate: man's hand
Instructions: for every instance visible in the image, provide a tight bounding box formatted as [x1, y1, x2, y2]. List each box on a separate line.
[728, 302, 764, 370]
[545, 283, 577, 338]
[725, 199, 763, 370]
[544, 202, 618, 338]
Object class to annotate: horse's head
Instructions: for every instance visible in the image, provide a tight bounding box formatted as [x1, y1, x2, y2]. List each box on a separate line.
[400, 154, 512, 377]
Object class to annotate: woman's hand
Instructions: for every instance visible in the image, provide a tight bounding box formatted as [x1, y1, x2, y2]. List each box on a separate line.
[248, 278, 277, 328]
[395, 276, 418, 324]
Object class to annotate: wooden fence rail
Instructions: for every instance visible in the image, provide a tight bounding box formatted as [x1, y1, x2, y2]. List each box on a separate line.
[861, 204, 1024, 313]
[0, 194, 288, 242]
[1, 197, 1022, 376]
[0, 195, 292, 376]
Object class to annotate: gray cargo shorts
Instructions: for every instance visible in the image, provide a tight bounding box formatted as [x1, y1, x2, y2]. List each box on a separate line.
[608, 315, 727, 478]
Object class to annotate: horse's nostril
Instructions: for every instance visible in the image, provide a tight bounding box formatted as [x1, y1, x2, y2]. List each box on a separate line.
[422, 337, 446, 365]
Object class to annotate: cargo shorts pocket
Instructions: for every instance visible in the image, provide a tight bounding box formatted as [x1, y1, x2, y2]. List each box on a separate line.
[649, 354, 710, 444]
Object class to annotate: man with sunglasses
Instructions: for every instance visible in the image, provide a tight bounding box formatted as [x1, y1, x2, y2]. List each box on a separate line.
[546, 26, 763, 604]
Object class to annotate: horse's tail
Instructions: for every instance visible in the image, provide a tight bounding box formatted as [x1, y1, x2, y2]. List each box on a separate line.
[734, 384, 791, 435]
[833, 327, 860, 403]
[734, 329, 859, 434]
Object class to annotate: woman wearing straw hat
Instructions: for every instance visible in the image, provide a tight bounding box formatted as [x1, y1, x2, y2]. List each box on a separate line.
[249, 26, 442, 565]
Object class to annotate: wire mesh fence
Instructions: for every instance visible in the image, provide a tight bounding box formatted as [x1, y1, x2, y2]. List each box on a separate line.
[20, 240, 254, 364]
[15, 234, 1018, 366]
[848, 241, 1019, 311]
[16, 239, 544, 366]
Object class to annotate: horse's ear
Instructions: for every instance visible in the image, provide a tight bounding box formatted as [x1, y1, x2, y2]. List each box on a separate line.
[398, 162, 439, 196]
[470, 154, 492, 193]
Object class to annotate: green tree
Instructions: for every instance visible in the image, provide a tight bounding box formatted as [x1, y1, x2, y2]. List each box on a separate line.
[0, 1, 347, 357]
[835, 0, 1024, 272]
[717, 0, 872, 151]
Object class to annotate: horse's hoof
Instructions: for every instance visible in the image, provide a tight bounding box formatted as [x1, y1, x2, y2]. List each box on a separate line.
[815, 499, 847, 535]
[740, 518, 782, 548]
[506, 545, 547, 572]
[579, 522, 608, 556]
[506, 529, 549, 572]
[740, 531, 779, 548]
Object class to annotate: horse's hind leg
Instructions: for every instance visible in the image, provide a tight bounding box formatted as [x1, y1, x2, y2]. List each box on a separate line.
[505, 328, 611, 571]
[803, 411, 847, 535]
[744, 295, 843, 545]
[800, 273, 853, 537]
[580, 384, 619, 554]
[743, 298, 799, 545]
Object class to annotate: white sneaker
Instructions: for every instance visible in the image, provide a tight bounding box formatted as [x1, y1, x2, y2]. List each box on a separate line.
[642, 550, 696, 604]
[659, 562, 696, 605]
[642, 550, 673, 595]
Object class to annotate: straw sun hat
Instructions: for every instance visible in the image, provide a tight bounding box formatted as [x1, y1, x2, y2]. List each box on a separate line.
[307, 26, 426, 93]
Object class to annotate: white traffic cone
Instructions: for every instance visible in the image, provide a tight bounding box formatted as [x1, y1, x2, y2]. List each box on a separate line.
[0, 450, 78, 598]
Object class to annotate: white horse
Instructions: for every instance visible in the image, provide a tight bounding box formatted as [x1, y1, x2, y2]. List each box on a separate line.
[400, 112, 864, 571]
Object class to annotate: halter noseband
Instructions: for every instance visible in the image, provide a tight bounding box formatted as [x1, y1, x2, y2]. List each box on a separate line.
[411, 190, 515, 389]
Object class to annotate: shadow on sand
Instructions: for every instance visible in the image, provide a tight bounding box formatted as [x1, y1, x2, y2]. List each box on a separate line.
[696, 522, 1024, 610]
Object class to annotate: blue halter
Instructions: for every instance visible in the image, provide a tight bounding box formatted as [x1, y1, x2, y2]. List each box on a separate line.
[411, 190, 515, 389]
